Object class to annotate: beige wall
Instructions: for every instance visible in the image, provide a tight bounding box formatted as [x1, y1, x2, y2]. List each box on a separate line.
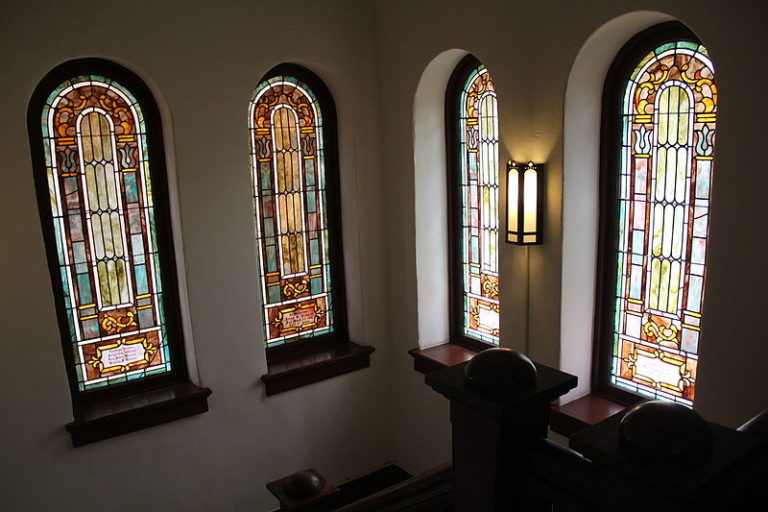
[1, 0, 766, 510]
[0, 1, 391, 510]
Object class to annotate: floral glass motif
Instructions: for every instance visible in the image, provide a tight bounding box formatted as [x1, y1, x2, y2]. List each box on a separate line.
[41, 75, 172, 391]
[458, 64, 500, 344]
[250, 75, 334, 346]
[611, 41, 716, 406]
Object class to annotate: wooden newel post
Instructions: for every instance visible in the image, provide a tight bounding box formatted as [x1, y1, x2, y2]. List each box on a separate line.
[426, 349, 577, 511]
[570, 401, 768, 510]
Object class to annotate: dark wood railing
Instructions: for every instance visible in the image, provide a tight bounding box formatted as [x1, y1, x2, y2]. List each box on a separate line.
[336, 463, 452, 512]
[426, 349, 768, 511]
[268, 349, 767, 511]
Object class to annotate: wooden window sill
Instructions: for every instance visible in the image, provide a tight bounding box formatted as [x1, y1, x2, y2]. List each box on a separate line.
[66, 381, 212, 447]
[550, 394, 626, 438]
[262, 340, 375, 396]
[408, 343, 480, 374]
[408, 344, 626, 439]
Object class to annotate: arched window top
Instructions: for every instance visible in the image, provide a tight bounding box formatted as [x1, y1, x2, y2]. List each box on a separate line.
[249, 65, 346, 348]
[447, 56, 500, 348]
[628, 39, 712, 82]
[596, 24, 717, 407]
[250, 74, 322, 121]
[43, 72, 143, 120]
[623, 39, 715, 123]
[28, 59, 189, 401]
[460, 63, 496, 119]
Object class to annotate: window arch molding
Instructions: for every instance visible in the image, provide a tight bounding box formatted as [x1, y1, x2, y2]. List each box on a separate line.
[412, 49, 468, 349]
[27, 58, 208, 445]
[594, 21, 716, 406]
[560, 12, 676, 403]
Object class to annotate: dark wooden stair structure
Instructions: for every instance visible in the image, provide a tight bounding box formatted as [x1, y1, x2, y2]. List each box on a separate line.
[336, 463, 452, 512]
[268, 349, 768, 511]
[425, 350, 768, 511]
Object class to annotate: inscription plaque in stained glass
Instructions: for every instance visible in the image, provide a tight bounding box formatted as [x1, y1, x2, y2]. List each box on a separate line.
[40, 75, 173, 390]
[250, 74, 334, 346]
[458, 64, 500, 344]
[610, 41, 716, 405]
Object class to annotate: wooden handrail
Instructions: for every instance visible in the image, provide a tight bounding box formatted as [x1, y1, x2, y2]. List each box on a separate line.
[267, 349, 768, 511]
[336, 463, 452, 512]
[426, 351, 768, 511]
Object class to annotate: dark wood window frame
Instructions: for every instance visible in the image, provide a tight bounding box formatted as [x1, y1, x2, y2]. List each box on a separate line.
[593, 22, 701, 406]
[27, 58, 210, 447]
[254, 64, 373, 396]
[445, 54, 498, 354]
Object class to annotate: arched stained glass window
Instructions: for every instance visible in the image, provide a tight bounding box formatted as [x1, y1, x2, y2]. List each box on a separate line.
[249, 65, 346, 347]
[28, 59, 188, 398]
[597, 25, 717, 406]
[447, 56, 500, 347]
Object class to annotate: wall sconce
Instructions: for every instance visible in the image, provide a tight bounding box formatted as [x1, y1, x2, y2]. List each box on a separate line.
[506, 161, 543, 245]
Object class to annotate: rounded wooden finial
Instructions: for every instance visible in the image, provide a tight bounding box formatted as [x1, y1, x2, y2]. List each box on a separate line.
[619, 400, 713, 462]
[464, 348, 537, 391]
[284, 469, 324, 499]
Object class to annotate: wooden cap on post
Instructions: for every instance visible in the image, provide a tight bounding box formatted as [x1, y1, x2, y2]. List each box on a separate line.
[266, 468, 338, 511]
[619, 400, 713, 462]
[464, 348, 537, 392]
[571, 399, 767, 507]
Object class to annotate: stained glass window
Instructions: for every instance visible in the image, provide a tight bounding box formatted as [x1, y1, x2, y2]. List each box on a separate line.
[33, 65, 179, 392]
[607, 37, 716, 406]
[454, 60, 500, 345]
[250, 68, 343, 347]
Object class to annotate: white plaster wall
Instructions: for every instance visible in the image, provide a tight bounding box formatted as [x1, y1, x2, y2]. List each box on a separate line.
[377, 0, 768, 473]
[0, 1, 391, 510]
[2, 0, 768, 508]
[413, 48, 465, 349]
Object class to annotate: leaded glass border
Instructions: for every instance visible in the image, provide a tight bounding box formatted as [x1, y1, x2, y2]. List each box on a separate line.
[446, 55, 500, 349]
[595, 23, 716, 407]
[248, 64, 347, 351]
[28, 59, 188, 405]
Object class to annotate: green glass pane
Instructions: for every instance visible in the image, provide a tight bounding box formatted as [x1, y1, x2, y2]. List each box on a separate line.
[656, 42, 676, 53]
[153, 253, 163, 292]
[77, 273, 92, 304]
[124, 173, 139, 203]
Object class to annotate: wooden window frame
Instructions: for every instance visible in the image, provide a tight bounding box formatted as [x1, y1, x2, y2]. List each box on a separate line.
[593, 22, 702, 405]
[27, 58, 210, 446]
[445, 54, 498, 353]
[253, 64, 373, 395]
